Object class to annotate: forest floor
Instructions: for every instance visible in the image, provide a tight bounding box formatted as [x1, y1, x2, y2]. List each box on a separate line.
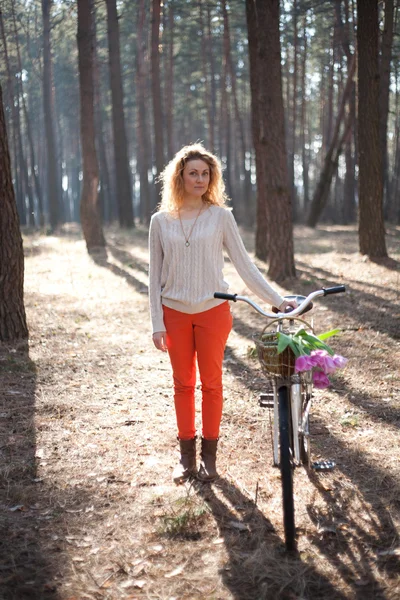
[0, 222, 399, 600]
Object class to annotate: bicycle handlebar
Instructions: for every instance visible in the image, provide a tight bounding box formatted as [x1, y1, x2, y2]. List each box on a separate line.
[322, 285, 346, 295]
[214, 286, 346, 319]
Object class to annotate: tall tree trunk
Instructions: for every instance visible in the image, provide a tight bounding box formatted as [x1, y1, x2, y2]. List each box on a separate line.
[0, 9, 26, 226]
[151, 0, 164, 206]
[300, 15, 309, 212]
[307, 55, 356, 227]
[0, 82, 28, 341]
[220, 0, 233, 204]
[340, 0, 357, 223]
[165, 1, 174, 159]
[42, 0, 61, 230]
[136, 0, 151, 223]
[390, 43, 400, 223]
[15, 87, 35, 226]
[93, 1, 112, 224]
[200, 0, 214, 152]
[224, 0, 251, 219]
[357, 0, 387, 257]
[105, 0, 134, 227]
[379, 0, 394, 211]
[289, 0, 298, 214]
[77, 0, 106, 252]
[246, 0, 296, 282]
[246, 0, 268, 260]
[207, 5, 217, 152]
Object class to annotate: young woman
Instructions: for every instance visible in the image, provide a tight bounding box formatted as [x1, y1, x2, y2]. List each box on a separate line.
[149, 143, 296, 484]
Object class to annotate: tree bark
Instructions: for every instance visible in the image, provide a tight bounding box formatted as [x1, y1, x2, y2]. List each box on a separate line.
[165, 1, 174, 160]
[246, 0, 268, 261]
[136, 0, 151, 224]
[12, 0, 44, 227]
[289, 0, 298, 214]
[206, 4, 217, 152]
[379, 0, 394, 210]
[42, 0, 61, 230]
[151, 0, 164, 206]
[299, 14, 309, 212]
[224, 0, 251, 219]
[0, 82, 28, 341]
[246, 0, 296, 282]
[77, 0, 106, 252]
[357, 0, 387, 257]
[0, 8, 26, 226]
[105, 0, 134, 227]
[220, 0, 233, 203]
[200, 0, 214, 152]
[93, 1, 112, 224]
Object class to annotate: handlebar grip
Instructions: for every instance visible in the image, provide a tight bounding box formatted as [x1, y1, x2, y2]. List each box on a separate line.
[323, 285, 346, 295]
[214, 292, 238, 302]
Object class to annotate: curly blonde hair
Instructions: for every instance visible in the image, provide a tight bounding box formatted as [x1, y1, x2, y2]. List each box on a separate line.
[157, 143, 229, 212]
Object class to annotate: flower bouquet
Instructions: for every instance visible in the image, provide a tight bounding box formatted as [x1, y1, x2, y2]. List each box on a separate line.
[276, 327, 348, 389]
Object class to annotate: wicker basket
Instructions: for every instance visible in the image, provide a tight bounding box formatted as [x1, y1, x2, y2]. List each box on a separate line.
[253, 331, 296, 378]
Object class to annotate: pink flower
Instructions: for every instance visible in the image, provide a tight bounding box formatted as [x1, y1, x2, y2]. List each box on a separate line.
[313, 371, 330, 389]
[295, 354, 314, 372]
[333, 354, 348, 369]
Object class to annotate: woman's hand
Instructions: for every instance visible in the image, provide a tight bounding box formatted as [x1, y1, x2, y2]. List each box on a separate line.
[152, 331, 168, 352]
[278, 299, 298, 313]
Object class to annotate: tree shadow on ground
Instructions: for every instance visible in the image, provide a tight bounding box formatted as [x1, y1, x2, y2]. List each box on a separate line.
[0, 341, 60, 600]
[305, 413, 400, 598]
[107, 243, 149, 276]
[369, 256, 400, 271]
[91, 251, 148, 295]
[224, 343, 271, 397]
[195, 477, 348, 600]
[330, 378, 400, 430]
[284, 264, 399, 340]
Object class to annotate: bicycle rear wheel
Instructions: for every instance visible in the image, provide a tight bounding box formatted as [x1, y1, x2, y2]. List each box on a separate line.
[278, 385, 296, 551]
[300, 380, 312, 467]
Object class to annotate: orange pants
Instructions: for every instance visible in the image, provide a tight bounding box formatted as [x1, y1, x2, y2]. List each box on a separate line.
[163, 302, 233, 440]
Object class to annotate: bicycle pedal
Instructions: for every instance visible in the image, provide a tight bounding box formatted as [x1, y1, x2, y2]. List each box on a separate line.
[258, 393, 274, 408]
[312, 460, 336, 471]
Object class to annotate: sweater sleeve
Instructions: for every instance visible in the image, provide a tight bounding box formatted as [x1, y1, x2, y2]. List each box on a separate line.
[223, 210, 285, 308]
[148, 215, 166, 333]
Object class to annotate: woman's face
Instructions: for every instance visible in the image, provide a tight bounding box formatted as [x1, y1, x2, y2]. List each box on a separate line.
[182, 159, 210, 199]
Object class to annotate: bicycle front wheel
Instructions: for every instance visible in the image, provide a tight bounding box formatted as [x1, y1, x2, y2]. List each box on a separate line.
[278, 385, 296, 552]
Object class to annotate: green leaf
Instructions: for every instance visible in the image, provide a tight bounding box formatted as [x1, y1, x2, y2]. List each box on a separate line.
[288, 339, 301, 357]
[297, 336, 311, 356]
[317, 329, 341, 341]
[301, 332, 335, 355]
[276, 332, 292, 354]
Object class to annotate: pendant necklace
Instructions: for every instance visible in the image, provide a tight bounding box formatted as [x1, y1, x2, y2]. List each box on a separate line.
[178, 204, 203, 247]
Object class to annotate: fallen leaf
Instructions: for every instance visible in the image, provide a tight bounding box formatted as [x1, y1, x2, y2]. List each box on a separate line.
[228, 520, 249, 532]
[378, 548, 400, 557]
[9, 505, 26, 512]
[164, 564, 185, 578]
[317, 525, 336, 535]
[120, 578, 146, 589]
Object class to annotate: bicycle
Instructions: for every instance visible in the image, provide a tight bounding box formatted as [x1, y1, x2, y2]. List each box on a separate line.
[214, 286, 346, 552]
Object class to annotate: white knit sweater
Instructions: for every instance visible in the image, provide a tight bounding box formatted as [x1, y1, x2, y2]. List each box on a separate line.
[148, 205, 284, 333]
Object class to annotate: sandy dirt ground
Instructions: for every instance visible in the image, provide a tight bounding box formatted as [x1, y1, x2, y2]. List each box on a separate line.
[0, 223, 399, 600]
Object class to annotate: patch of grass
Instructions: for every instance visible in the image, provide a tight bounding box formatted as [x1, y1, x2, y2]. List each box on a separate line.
[158, 492, 209, 540]
[340, 412, 360, 427]
[247, 345, 258, 359]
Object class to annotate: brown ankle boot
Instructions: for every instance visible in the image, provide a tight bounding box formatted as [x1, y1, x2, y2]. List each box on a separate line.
[173, 437, 197, 484]
[197, 438, 218, 482]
